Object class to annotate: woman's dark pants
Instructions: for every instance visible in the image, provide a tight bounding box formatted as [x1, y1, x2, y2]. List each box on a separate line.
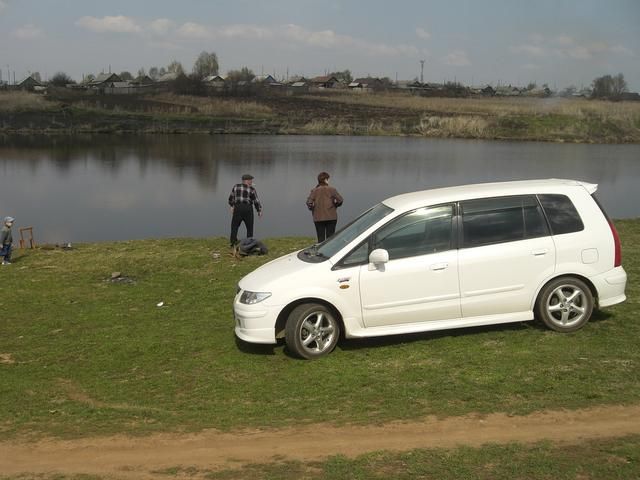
[314, 220, 337, 243]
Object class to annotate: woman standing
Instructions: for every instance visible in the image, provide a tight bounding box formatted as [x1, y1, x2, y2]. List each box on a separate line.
[306, 172, 344, 243]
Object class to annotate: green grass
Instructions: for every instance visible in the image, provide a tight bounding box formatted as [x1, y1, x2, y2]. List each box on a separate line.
[1, 221, 639, 439]
[158, 435, 640, 480]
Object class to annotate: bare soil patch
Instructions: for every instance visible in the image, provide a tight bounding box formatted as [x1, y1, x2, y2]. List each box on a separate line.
[2, 404, 640, 479]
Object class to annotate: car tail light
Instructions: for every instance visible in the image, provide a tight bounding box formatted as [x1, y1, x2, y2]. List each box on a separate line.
[592, 194, 622, 268]
[608, 219, 622, 267]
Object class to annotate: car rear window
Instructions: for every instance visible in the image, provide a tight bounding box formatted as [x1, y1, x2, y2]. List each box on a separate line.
[538, 194, 584, 235]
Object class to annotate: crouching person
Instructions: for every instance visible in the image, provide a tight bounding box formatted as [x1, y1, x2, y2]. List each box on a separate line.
[237, 238, 268, 257]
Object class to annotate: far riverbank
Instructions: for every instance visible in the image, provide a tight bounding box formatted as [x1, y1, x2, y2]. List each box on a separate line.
[1, 90, 639, 143]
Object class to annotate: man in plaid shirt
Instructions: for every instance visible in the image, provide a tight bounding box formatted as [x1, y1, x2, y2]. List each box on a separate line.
[228, 174, 263, 247]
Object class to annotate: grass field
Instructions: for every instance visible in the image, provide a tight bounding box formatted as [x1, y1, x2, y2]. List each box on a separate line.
[2, 89, 640, 142]
[161, 435, 640, 480]
[310, 92, 640, 142]
[1, 220, 639, 440]
[0, 91, 59, 111]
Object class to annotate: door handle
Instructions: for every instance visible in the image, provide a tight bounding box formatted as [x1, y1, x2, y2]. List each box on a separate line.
[430, 262, 449, 271]
[532, 249, 548, 256]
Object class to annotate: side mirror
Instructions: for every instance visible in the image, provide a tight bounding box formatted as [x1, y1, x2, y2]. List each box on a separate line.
[369, 248, 389, 269]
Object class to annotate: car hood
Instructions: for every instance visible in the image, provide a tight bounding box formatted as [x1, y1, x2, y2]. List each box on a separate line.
[238, 251, 325, 292]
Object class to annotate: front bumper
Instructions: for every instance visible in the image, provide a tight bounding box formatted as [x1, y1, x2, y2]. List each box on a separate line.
[233, 296, 279, 344]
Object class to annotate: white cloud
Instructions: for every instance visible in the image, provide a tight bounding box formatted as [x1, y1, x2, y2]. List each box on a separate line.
[529, 33, 545, 44]
[217, 24, 273, 40]
[416, 27, 431, 40]
[611, 45, 634, 56]
[176, 21, 211, 39]
[510, 44, 546, 57]
[172, 21, 417, 57]
[0, 0, 6, 14]
[512, 34, 632, 62]
[76, 15, 142, 34]
[73, 16, 420, 58]
[556, 35, 574, 46]
[280, 24, 418, 57]
[149, 18, 174, 35]
[12, 24, 43, 40]
[443, 50, 471, 66]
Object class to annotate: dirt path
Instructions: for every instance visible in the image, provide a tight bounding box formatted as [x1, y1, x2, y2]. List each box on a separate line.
[2, 404, 640, 479]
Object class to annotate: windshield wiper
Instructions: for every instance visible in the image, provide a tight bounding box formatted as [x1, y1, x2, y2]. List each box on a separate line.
[304, 244, 319, 256]
[303, 244, 327, 258]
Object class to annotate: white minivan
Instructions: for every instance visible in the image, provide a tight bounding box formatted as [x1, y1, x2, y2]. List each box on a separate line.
[234, 179, 627, 359]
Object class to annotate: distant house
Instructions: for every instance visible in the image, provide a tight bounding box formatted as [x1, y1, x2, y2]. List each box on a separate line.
[494, 85, 521, 96]
[349, 77, 384, 91]
[287, 79, 309, 93]
[524, 87, 552, 97]
[103, 82, 137, 94]
[620, 92, 640, 101]
[572, 88, 593, 98]
[481, 85, 496, 96]
[156, 72, 182, 83]
[253, 74, 279, 85]
[132, 75, 154, 86]
[309, 76, 339, 89]
[394, 80, 424, 92]
[203, 75, 226, 92]
[88, 73, 122, 88]
[203, 75, 225, 84]
[17, 75, 43, 91]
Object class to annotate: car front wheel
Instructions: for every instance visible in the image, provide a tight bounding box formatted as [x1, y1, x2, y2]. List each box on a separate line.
[536, 277, 594, 332]
[285, 303, 340, 359]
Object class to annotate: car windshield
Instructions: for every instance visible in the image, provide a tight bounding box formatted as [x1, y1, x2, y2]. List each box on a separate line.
[310, 203, 394, 259]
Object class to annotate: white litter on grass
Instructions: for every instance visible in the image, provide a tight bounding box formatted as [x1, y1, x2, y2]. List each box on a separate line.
[157, 301, 164, 307]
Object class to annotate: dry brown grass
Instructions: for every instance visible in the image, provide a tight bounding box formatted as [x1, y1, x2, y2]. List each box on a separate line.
[152, 93, 273, 118]
[418, 115, 489, 137]
[313, 91, 640, 122]
[293, 118, 405, 136]
[0, 91, 58, 111]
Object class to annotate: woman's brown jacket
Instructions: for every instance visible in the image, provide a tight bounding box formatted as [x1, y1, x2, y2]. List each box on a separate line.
[306, 185, 344, 222]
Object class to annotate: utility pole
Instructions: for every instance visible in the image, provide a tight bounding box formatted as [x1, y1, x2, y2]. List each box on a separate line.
[420, 60, 425, 84]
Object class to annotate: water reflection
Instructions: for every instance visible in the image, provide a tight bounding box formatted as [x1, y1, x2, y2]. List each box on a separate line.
[0, 134, 638, 242]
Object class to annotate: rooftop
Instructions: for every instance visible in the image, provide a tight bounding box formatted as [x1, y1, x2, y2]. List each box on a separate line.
[382, 179, 597, 211]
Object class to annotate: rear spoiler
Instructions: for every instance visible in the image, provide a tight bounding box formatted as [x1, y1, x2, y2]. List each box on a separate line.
[580, 182, 598, 195]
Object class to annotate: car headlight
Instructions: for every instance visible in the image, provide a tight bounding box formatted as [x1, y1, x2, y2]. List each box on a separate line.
[240, 290, 272, 305]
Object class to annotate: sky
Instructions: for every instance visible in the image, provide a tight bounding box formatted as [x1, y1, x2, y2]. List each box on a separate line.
[1, 0, 639, 91]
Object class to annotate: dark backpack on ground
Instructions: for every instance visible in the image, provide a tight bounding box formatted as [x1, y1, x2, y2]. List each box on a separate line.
[238, 238, 268, 256]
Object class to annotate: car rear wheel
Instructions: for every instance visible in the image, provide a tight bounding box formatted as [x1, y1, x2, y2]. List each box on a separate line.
[285, 303, 340, 359]
[536, 277, 594, 332]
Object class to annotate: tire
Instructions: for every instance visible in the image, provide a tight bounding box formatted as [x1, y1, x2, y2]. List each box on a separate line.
[285, 303, 340, 359]
[536, 277, 594, 332]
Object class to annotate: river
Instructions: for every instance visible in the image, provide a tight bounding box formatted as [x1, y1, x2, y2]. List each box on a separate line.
[0, 134, 638, 243]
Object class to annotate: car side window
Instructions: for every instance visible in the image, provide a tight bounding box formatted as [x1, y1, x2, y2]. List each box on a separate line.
[339, 241, 370, 268]
[538, 194, 584, 235]
[371, 205, 453, 260]
[461, 195, 549, 248]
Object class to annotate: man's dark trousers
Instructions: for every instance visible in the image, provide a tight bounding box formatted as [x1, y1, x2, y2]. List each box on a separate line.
[230, 203, 254, 245]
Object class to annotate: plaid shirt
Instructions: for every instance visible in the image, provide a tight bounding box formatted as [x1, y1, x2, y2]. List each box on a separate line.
[228, 183, 262, 213]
